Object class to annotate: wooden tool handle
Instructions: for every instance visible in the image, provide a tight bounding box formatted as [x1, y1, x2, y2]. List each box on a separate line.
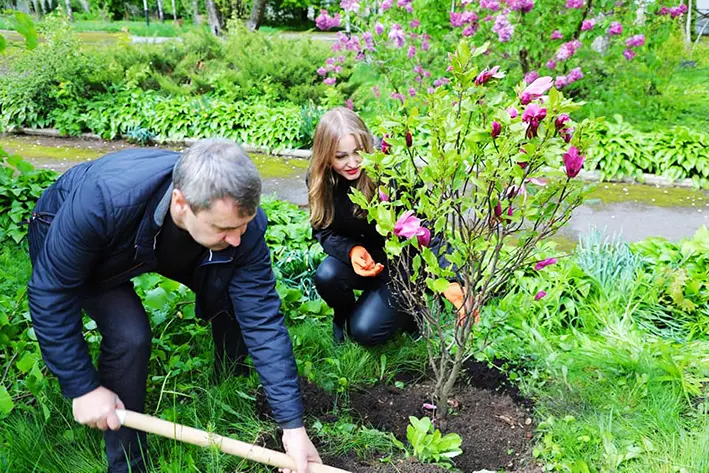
[116, 409, 351, 473]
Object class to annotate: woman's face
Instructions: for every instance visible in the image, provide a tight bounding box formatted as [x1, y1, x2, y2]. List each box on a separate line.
[330, 133, 362, 181]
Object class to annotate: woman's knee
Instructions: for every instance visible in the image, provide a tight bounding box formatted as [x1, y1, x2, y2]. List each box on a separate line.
[348, 290, 399, 346]
[314, 257, 348, 292]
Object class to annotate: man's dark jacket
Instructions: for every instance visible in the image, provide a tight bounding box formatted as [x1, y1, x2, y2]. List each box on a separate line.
[27, 148, 303, 427]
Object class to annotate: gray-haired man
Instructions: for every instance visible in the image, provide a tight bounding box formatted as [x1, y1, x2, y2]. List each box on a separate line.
[27, 139, 321, 473]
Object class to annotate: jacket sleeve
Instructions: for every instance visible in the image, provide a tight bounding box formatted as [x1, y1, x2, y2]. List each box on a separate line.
[228, 214, 303, 428]
[27, 181, 112, 399]
[312, 226, 361, 264]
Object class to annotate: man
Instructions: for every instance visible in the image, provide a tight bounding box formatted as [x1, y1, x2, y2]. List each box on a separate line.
[27, 139, 321, 473]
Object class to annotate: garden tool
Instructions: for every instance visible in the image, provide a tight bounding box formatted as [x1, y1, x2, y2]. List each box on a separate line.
[115, 409, 351, 473]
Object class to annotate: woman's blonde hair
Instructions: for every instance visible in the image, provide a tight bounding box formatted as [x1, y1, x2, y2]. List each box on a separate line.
[308, 107, 376, 229]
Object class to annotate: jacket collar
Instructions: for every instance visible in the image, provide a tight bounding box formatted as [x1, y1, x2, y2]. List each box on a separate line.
[134, 180, 236, 265]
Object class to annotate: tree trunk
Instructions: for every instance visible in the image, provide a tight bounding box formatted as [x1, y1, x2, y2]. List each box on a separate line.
[205, 0, 221, 35]
[64, 0, 73, 20]
[685, 0, 692, 49]
[192, 0, 199, 24]
[31, 0, 40, 15]
[245, 0, 265, 31]
[156, 0, 164, 22]
[78, 0, 89, 12]
[171, 0, 176, 21]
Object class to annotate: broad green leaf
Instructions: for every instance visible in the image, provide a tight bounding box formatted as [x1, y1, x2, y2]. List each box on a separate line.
[0, 385, 14, 416]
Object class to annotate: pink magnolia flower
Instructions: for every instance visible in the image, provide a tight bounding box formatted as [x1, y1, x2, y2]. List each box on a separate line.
[391, 92, 405, 103]
[521, 76, 553, 103]
[555, 75, 568, 88]
[408, 45, 416, 57]
[535, 290, 547, 300]
[550, 30, 563, 40]
[388, 24, 406, 48]
[623, 48, 636, 60]
[340, 0, 360, 11]
[608, 21, 623, 35]
[670, 4, 688, 17]
[379, 187, 389, 201]
[427, 86, 435, 93]
[625, 34, 645, 48]
[555, 113, 570, 130]
[546, 59, 557, 70]
[491, 121, 502, 138]
[535, 258, 558, 270]
[422, 402, 437, 410]
[375, 22, 385, 35]
[560, 127, 574, 143]
[394, 210, 431, 247]
[381, 136, 391, 154]
[566, 0, 583, 7]
[362, 32, 374, 51]
[581, 19, 595, 31]
[480, 0, 501, 10]
[567, 67, 583, 83]
[659, 5, 671, 14]
[492, 14, 514, 42]
[507, 107, 519, 118]
[372, 86, 381, 98]
[519, 0, 534, 12]
[315, 10, 341, 30]
[408, 87, 417, 97]
[450, 11, 466, 27]
[410, 19, 420, 28]
[381, 0, 393, 10]
[522, 103, 547, 138]
[462, 24, 478, 36]
[317, 67, 327, 76]
[507, 0, 534, 11]
[422, 34, 431, 50]
[475, 65, 505, 85]
[324, 77, 336, 85]
[563, 146, 585, 178]
[524, 70, 540, 84]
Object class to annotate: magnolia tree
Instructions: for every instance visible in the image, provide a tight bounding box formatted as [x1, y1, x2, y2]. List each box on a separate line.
[315, 0, 689, 108]
[349, 40, 590, 421]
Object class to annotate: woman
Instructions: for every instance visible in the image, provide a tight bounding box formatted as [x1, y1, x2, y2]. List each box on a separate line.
[307, 107, 466, 345]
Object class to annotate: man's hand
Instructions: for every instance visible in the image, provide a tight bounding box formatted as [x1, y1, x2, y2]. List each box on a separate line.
[72, 386, 125, 431]
[280, 427, 322, 473]
[350, 246, 384, 278]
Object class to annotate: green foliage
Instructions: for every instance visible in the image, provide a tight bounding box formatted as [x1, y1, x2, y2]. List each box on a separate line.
[0, 14, 116, 132]
[0, 152, 57, 245]
[586, 115, 709, 187]
[399, 415, 462, 467]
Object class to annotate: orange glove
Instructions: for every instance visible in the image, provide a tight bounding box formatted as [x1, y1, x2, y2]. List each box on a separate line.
[443, 282, 479, 326]
[350, 246, 384, 277]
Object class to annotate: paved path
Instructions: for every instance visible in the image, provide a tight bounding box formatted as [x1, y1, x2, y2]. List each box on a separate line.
[4, 134, 708, 244]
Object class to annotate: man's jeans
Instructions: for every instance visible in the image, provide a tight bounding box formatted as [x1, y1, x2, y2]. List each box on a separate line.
[81, 285, 249, 473]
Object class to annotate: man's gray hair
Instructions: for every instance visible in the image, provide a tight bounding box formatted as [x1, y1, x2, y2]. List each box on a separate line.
[172, 139, 262, 215]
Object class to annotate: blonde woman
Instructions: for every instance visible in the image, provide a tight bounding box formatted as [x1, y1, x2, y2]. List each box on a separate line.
[307, 107, 412, 344]
[307, 108, 470, 345]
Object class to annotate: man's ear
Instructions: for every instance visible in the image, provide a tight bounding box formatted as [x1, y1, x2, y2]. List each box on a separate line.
[172, 188, 190, 218]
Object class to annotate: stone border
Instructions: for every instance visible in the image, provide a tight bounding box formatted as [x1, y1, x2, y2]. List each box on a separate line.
[7, 127, 699, 189]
